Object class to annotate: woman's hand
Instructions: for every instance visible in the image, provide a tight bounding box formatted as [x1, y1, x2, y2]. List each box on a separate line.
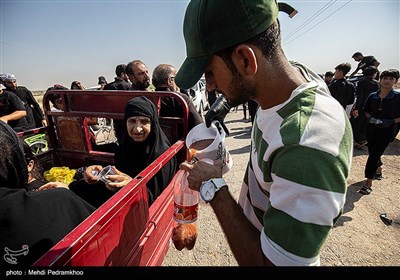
[38, 181, 69, 191]
[84, 165, 103, 184]
[104, 166, 133, 192]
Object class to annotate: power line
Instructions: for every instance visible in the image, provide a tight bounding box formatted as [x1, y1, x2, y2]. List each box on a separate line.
[283, 0, 337, 41]
[284, 0, 353, 46]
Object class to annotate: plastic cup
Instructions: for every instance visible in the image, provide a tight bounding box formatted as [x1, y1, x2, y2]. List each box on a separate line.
[97, 165, 116, 184]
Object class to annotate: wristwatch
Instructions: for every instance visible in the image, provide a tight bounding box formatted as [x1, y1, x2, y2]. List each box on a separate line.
[200, 178, 227, 203]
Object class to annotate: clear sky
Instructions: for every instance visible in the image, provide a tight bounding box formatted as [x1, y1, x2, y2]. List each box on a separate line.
[1, 0, 399, 90]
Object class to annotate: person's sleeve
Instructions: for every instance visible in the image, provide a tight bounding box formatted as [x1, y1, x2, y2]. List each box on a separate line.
[355, 84, 364, 109]
[363, 94, 373, 113]
[25, 87, 45, 118]
[347, 82, 356, 105]
[9, 93, 26, 111]
[261, 139, 348, 265]
[181, 94, 204, 129]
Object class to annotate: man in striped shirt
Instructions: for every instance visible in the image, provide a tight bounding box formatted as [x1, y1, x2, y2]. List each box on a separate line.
[177, 0, 353, 266]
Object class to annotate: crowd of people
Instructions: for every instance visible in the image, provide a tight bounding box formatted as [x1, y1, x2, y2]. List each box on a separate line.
[1, 0, 399, 267]
[319, 55, 399, 196]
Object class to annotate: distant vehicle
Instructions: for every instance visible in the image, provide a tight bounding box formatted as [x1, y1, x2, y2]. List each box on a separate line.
[188, 80, 208, 116]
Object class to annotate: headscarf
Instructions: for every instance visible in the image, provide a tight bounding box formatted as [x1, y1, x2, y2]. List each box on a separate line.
[0, 122, 29, 189]
[115, 96, 177, 201]
[0, 121, 95, 266]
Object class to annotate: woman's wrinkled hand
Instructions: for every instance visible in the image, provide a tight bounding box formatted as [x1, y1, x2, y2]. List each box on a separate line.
[104, 166, 133, 192]
[84, 165, 103, 184]
[38, 181, 69, 191]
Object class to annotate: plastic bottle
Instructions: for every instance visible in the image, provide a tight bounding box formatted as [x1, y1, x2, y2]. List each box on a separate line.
[173, 169, 199, 224]
[171, 169, 199, 251]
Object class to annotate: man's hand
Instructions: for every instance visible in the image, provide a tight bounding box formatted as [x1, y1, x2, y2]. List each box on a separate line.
[179, 160, 223, 191]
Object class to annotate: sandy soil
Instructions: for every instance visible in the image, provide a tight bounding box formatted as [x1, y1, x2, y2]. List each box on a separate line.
[162, 109, 400, 267]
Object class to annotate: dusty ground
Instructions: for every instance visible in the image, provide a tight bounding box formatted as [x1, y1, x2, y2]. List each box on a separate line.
[162, 109, 400, 267]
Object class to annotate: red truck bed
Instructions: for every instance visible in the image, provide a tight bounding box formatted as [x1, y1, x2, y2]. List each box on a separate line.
[18, 90, 189, 266]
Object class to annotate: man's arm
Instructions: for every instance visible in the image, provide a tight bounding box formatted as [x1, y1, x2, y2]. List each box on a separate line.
[24, 87, 46, 126]
[180, 161, 273, 266]
[349, 68, 360, 78]
[0, 110, 27, 123]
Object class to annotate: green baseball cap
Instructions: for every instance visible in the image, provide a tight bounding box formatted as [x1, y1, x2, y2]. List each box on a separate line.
[176, 0, 279, 90]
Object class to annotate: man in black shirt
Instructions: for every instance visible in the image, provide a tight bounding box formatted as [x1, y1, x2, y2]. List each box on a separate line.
[349, 51, 380, 78]
[103, 64, 131, 91]
[350, 66, 380, 149]
[2, 74, 46, 129]
[152, 64, 203, 131]
[0, 85, 29, 132]
[329, 63, 356, 109]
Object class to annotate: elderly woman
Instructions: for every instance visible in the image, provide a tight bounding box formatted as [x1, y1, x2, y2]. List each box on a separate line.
[0, 122, 95, 266]
[70, 96, 177, 207]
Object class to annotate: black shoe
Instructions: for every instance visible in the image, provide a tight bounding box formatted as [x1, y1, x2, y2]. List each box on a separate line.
[358, 185, 372, 195]
[374, 173, 383, 180]
[380, 213, 393, 226]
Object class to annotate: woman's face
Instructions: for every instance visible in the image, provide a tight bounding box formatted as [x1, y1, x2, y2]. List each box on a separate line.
[126, 116, 151, 142]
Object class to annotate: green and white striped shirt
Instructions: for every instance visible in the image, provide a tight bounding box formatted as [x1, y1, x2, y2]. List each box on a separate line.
[238, 63, 353, 266]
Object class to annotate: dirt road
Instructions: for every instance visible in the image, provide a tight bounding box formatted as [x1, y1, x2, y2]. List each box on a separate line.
[162, 108, 400, 266]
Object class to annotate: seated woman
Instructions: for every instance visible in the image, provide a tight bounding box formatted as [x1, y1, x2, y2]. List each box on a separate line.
[0, 121, 95, 266]
[22, 140, 46, 191]
[21, 140, 70, 191]
[69, 96, 177, 208]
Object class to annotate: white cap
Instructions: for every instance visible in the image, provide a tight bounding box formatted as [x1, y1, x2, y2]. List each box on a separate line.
[0, 73, 16, 82]
[6, 74, 16, 81]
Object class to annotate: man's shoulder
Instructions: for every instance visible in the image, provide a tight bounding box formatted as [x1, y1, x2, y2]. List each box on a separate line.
[177, 92, 191, 101]
[3, 91, 21, 101]
[1, 89, 13, 95]
[17, 86, 30, 91]
[363, 56, 377, 63]
[358, 78, 378, 86]
[103, 81, 118, 90]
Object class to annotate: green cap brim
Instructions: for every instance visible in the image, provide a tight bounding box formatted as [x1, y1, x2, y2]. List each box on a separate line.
[175, 54, 212, 90]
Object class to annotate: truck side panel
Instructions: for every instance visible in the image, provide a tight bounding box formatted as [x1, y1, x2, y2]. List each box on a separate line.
[21, 90, 189, 266]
